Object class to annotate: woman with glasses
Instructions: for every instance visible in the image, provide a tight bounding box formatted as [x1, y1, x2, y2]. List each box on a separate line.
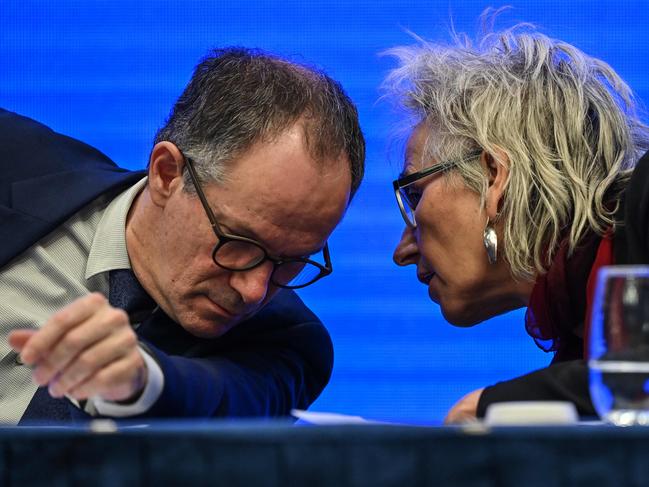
[384, 24, 649, 422]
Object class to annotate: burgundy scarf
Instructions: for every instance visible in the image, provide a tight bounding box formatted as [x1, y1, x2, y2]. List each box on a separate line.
[525, 231, 614, 362]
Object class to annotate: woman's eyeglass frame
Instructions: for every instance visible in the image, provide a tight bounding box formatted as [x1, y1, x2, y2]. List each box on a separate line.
[392, 151, 482, 227]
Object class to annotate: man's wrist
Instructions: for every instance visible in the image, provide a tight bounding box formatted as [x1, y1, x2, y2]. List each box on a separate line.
[85, 345, 164, 417]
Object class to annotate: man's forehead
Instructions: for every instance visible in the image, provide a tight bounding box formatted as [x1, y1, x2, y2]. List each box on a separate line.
[216, 207, 328, 258]
[194, 125, 349, 255]
[202, 180, 338, 257]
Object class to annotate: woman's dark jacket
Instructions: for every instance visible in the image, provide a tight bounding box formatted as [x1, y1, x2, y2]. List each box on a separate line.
[477, 150, 649, 418]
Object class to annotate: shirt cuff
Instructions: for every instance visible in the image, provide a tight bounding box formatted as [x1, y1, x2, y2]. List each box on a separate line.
[85, 345, 164, 417]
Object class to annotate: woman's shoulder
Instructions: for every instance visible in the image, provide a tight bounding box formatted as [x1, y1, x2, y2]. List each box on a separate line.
[632, 150, 649, 180]
[614, 151, 649, 264]
[626, 151, 649, 215]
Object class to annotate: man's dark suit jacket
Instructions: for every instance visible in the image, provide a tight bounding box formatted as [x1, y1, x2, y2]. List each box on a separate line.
[0, 108, 333, 419]
[477, 150, 649, 418]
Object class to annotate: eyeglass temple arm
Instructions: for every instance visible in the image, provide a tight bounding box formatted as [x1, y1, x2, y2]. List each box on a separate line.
[183, 156, 226, 235]
[394, 150, 483, 188]
[322, 242, 332, 272]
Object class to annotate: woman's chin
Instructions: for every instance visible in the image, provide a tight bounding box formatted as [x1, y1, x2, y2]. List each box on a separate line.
[427, 277, 476, 325]
[438, 301, 488, 327]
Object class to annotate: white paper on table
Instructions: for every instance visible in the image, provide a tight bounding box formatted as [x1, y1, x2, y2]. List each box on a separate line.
[291, 409, 378, 425]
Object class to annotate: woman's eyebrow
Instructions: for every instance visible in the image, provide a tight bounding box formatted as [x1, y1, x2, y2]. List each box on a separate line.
[400, 143, 421, 178]
[399, 162, 417, 179]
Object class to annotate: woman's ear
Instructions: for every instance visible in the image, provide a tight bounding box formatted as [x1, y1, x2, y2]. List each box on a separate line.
[481, 147, 510, 220]
[147, 142, 186, 208]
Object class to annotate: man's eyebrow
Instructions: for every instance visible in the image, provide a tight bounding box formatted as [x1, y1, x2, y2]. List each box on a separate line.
[220, 219, 263, 243]
[301, 244, 326, 258]
[279, 240, 327, 260]
[220, 219, 323, 259]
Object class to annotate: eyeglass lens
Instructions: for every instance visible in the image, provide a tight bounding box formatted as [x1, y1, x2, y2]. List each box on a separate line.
[213, 240, 322, 288]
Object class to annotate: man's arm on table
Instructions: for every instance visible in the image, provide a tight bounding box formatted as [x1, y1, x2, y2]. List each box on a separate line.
[10, 289, 333, 419]
[137, 290, 333, 418]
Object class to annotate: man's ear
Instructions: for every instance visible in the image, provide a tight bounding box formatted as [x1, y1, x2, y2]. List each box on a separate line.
[481, 147, 510, 220]
[147, 142, 186, 208]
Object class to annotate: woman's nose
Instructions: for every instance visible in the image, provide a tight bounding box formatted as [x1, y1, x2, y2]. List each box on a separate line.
[393, 226, 419, 266]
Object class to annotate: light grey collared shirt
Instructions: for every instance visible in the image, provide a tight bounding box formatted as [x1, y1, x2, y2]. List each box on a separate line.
[0, 177, 163, 424]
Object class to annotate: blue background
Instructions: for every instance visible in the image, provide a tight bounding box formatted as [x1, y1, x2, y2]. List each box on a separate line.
[2, 1, 647, 423]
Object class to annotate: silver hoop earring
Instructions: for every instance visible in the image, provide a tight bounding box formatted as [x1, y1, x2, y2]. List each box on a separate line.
[483, 220, 498, 265]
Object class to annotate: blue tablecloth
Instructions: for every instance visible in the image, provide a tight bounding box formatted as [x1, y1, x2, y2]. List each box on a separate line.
[1, 421, 647, 486]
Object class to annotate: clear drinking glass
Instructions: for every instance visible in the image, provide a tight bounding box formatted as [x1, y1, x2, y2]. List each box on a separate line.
[589, 266, 649, 426]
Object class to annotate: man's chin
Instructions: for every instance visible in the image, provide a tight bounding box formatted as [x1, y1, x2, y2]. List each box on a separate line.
[181, 315, 240, 339]
[178, 307, 242, 338]
[181, 295, 248, 337]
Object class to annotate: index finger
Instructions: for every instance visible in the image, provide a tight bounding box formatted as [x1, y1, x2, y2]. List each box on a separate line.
[8, 329, 37, 353]
[20, 293, 108, 365]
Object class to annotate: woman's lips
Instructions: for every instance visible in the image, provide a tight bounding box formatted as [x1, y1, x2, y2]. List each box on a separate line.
[417, 270, 440, 303]
[426, 275, 440, 303]
[417, 271, 435, 285]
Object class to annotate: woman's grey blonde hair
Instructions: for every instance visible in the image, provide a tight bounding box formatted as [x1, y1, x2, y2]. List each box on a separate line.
[383, 23, 649, 279]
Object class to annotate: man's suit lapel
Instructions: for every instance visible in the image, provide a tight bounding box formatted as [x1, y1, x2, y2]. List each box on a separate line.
[0, 168, 145, 269]
[0, 108, 147, 269]
[0, 206, 47, 270]
[11, 168, 144, 220]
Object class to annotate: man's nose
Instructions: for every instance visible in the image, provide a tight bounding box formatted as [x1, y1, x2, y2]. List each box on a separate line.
[393, 226, 420, 266]
[229, 261, 274, 306]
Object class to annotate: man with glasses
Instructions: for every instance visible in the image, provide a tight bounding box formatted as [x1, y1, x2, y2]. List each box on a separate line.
[0, 48, 364, 423]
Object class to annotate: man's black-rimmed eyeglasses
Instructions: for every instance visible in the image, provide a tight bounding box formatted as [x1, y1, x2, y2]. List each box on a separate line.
[392, 151, 482, 227]
[183, 155, 333, 289]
